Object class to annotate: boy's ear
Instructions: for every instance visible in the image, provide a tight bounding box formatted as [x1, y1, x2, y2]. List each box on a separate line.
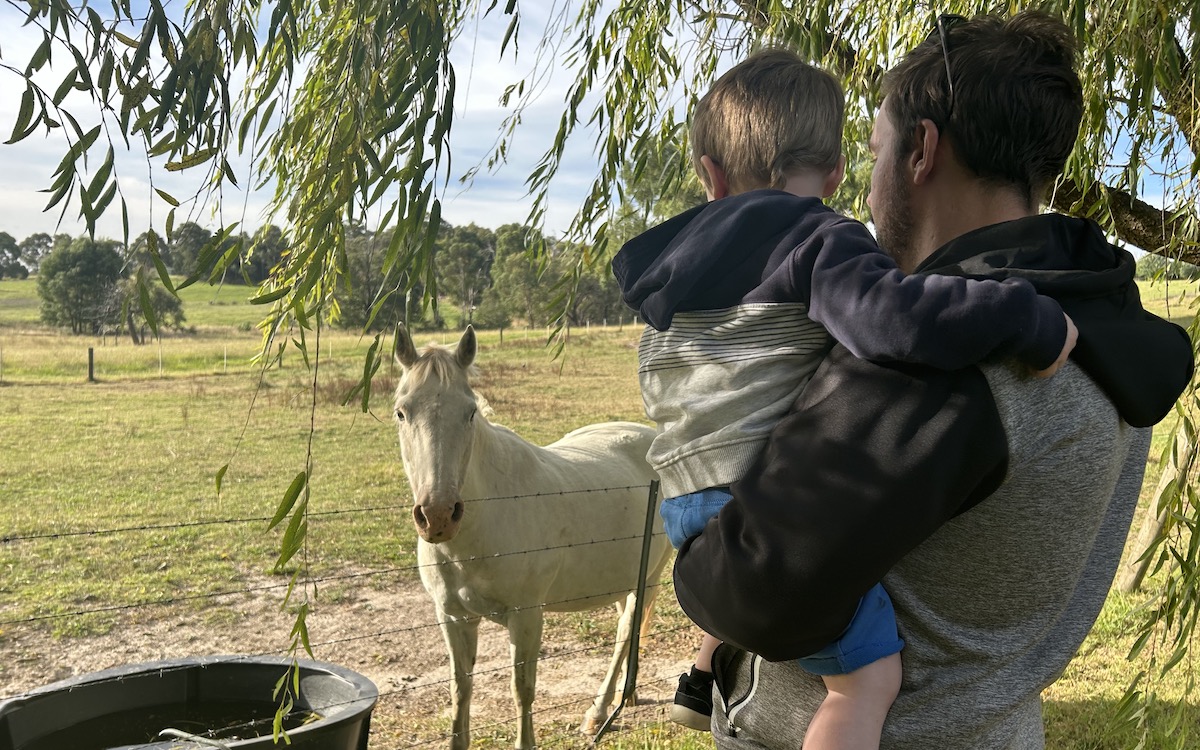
[700, 155, 729, 200]
[821, 155, 847, 198]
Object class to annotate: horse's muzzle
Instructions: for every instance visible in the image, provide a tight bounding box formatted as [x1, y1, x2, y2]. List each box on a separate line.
[413, 498, 465, 543]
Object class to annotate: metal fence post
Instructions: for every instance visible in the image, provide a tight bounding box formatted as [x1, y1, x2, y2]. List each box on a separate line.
[592, 479, 660, 745]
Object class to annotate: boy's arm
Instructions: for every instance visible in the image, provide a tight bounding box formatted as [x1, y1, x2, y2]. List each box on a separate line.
[798, 219, 1069, 371]
[672, 346, 1009, 661]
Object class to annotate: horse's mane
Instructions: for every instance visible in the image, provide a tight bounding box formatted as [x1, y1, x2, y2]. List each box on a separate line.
[402, 345, 470, 386]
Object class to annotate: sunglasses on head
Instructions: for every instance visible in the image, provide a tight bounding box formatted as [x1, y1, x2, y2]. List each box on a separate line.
[931, 13, 967, 118]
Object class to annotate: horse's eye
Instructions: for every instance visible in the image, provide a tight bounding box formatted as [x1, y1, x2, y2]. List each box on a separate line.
[395, 409, 406, 422]
[469, 408, 476, 422]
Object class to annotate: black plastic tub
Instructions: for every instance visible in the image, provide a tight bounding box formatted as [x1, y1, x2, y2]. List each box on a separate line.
[0, 655, 377, 750]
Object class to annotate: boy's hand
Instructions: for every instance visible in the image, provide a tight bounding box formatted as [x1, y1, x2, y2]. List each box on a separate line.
[1033, 313, 1078, 378]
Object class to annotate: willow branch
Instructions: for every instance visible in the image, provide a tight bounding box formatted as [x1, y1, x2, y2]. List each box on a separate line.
[1160, 35, 1198, 157]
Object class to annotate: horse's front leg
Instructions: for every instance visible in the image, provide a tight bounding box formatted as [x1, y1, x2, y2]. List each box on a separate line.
[506, 607, 544, 750]
[581, 593, 638, 735]
[439, 612, 481, 750]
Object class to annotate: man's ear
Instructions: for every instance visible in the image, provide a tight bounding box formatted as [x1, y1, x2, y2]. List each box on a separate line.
[909, 119, 942, 185]
[700, 155, 730, 200]
[821, 155, 847, 198]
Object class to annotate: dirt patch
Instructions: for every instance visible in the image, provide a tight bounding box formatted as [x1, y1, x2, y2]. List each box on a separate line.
[0, 575, 695, 747]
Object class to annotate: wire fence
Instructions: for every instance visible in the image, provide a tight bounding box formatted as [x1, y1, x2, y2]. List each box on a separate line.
[0, 481, 691, 748]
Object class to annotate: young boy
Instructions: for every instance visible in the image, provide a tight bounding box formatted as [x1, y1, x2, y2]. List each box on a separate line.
[611, 50, 1077, 749]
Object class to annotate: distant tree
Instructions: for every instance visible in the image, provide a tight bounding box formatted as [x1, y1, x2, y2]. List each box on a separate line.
[1138, 253, 1167, 279]
[37, 237, 125, 334]
[18, 233, 53, 274]
[489, 224, 557, 327]
[569, 258, 625, 325]
[436, 223, 495, 325]
[487, 228, 627, 331]
[119, 275, 186, 344]
[335, 226, 424, 331]
[51, 234, 73, 254]
[127, 230, 170, 274]
[470, 295, 512, 330]
[472, 223, 521, 326]
[92, 230, 185, 343]
[0, 232, 26, 279]
[494, 222, 532, 262]
[241, 224, 289, 284]
[1136, 253, 1200, 281]
[169, 222, 213, 277]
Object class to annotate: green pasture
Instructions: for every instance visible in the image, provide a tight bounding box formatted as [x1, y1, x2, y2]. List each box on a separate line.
[1138, 278, 1200, 330]
[0, 276, 1197, 748]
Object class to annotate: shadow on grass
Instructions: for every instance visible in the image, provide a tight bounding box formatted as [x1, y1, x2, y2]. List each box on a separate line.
[1045, 697, 1200, 750]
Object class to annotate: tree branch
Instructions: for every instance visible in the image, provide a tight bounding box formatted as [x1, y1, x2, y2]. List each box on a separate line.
[1051, 177, 1200, 263]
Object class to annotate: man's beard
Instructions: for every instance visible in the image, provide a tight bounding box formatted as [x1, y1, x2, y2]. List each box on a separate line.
[872, 158, 919, 273]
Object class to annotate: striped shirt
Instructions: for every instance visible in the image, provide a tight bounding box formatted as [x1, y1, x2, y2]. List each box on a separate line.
[638, 304, 830, 498]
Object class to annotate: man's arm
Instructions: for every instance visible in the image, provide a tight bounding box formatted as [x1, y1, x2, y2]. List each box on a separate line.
[672, 346, 1010, 662]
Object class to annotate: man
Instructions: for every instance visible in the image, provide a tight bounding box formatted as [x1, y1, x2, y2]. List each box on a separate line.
[672, 10, 1194, 749]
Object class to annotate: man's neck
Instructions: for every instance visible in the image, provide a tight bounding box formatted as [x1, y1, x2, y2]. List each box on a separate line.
[913, 182, 1036, 265]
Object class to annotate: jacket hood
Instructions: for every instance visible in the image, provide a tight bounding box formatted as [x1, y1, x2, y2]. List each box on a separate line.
[921, 214, 1194, 427]
[612, 190, 829, 330]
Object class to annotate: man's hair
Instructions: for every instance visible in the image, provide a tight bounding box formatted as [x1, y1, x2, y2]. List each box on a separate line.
[882, 11, 1083, 206]
[691, 49, 844, 195]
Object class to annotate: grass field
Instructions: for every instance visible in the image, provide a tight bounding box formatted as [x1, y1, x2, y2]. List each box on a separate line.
[0, 276, 1198, 748]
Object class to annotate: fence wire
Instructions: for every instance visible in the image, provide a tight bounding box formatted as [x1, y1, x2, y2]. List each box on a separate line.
[0, 484, 655, 544]
[0, 481, 690, 748]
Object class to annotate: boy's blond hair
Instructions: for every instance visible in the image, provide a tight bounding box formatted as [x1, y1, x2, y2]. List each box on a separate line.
[691, 49, 844, 195]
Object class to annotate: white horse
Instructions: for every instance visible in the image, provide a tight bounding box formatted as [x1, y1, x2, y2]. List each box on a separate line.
[392, 325, 671, 750]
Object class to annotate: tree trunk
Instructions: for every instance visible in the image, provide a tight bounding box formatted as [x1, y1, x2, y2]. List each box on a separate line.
[125, 307, 143, 346]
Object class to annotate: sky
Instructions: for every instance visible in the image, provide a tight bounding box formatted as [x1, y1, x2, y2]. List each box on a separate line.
[0, 4, 608, 243]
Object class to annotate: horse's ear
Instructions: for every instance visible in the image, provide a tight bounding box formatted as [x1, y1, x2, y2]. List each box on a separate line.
[456, 326, 477, 369]
[394, 324, 420, 368]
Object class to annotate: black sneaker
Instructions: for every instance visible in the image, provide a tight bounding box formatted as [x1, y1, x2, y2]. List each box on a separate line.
[670, 667, 714, 731]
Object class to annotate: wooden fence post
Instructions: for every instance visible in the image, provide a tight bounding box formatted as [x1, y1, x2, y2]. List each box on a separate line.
[87, 347, 95, 382]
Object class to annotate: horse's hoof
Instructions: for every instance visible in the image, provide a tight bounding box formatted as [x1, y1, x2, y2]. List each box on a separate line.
[579, 711, 606, 735]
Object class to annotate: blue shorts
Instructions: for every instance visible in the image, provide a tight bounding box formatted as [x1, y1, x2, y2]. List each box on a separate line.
[661, 489, 904, 676]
